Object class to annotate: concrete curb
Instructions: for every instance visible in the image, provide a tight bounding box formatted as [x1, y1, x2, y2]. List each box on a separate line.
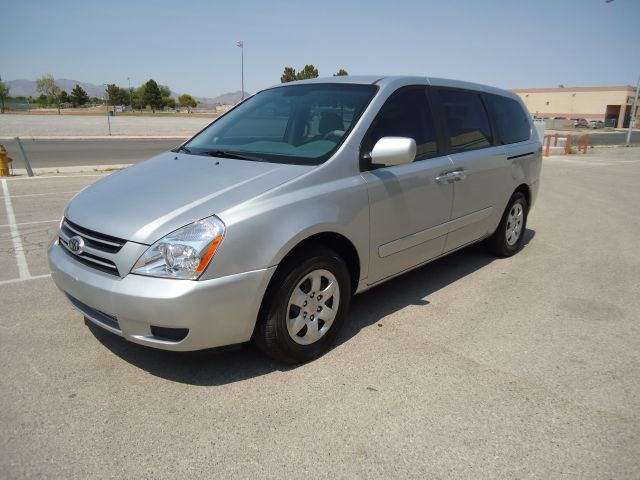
[591, 144, 640, 149]
[4, 144, 636, 177]
[9, 164, 132, 177]
[0, 136, 189, 141]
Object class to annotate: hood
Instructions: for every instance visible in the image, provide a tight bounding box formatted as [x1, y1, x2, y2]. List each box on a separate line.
[66, 151, 310, 244]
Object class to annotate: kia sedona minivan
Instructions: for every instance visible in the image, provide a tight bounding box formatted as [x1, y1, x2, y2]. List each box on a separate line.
[48, 76, 542, 363]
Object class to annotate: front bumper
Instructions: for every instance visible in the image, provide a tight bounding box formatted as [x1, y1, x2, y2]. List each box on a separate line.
[48, 239, 276, 351]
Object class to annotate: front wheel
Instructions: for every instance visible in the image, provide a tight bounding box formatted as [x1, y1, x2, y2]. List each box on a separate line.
[254, 247, 351, 363]
[485, 191, 528, 257]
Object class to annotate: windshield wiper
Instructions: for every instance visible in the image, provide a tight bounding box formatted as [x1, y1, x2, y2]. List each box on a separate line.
[200, 150, 264, 162]
[173, 144, 192, 154]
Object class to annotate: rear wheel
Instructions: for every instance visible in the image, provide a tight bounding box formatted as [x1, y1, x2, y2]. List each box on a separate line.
[254, 246, 351, 363]
[486, 191, 528, 257]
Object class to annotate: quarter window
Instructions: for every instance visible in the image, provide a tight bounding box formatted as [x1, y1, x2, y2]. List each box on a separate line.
[437, 89, 493, 153]
[486, 94, 531, 144]
[366, 88, 439, 161]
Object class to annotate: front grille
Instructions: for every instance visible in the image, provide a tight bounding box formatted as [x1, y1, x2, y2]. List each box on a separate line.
[59, 218, 126, 276]
[61, 218, 125, 253]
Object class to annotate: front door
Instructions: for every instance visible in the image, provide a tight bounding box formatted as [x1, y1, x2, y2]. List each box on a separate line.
[361, 87, 454, 284]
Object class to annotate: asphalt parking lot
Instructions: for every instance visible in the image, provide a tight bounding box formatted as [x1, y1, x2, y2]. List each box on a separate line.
[1, 149, 639, 479]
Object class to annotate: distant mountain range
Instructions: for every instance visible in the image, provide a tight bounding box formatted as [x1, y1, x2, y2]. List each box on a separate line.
[5, 79, 250, 106]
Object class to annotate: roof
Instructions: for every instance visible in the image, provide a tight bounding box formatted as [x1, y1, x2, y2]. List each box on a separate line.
[265, 75, 519, 100]
[512, 86, 635, 93]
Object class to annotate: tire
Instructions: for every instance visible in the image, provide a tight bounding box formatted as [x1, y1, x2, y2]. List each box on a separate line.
[485, 191, 528, 257]
[254, 246, 351, 363]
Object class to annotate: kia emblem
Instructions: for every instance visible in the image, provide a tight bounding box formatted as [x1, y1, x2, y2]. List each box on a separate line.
[68, 236, 85, 255]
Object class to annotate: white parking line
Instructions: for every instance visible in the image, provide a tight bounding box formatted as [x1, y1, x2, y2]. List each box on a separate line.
[6, 174, 108, 181]
[1, 179, 31, 279]
[0, 274, 51, 286]
[0, 219, 59, 228]
[9, 191, 79, 198]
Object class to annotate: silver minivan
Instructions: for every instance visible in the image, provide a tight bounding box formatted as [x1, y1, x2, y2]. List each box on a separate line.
[48, 76, 542, 363]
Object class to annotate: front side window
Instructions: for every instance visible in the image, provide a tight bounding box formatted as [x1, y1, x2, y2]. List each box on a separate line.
[364, 87, 439, 161]
[485, 94, 531, 144]
[185, 84, 377, 165]
[436, 89, 493, 153]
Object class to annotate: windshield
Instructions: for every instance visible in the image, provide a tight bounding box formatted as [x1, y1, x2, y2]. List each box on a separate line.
[184, 83, 378, 165]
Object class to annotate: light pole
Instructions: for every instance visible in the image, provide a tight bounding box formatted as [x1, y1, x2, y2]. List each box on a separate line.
[604, 0, 637, 144]
[626, 74, 639, 146]
[237, 40, 244, 101]
[127, 77, 133, 112]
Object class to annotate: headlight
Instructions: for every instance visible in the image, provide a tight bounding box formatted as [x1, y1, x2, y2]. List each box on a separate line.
[131, 216, 225, 279]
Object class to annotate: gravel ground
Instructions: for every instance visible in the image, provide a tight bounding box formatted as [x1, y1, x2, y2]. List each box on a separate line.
[0, 114, 215, 137]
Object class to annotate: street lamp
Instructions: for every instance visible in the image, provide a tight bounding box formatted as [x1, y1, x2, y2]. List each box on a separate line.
[236, 40, 244, 101]
[604, 0, 637, 144]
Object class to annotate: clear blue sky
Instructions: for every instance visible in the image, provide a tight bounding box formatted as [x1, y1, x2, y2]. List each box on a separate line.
[1, 0, 638, 97]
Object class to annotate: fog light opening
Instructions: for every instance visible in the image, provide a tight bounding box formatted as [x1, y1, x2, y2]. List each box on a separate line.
[150, 326, 189, 342]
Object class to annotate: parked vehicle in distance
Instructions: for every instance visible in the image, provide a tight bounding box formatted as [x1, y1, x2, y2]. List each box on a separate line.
[589, 120, 605, 129]
[48, 76, 542, 363]
[574, 118, 589, 128]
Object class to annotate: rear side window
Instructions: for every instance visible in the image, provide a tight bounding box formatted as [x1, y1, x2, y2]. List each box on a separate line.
[485, 94, 531, 144]
[436, 89, 492, 153]
[366, 87, 438, 160]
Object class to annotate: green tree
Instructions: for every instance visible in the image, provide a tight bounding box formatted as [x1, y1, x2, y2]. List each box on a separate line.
[163, 97, 176, 109]
[69, 84, 89, 106]
[0, 76, 9, 113]
[280, 67, 297, 83]
[36, 74, 62, 114]
[334, 69, 348, 76]
[105, 84, 125, 106]
[142, 79, 163, 112]
[296, 65, 319, 80]
[132, 85, 146, 110]
[159, 84, 171, 99]
[59, 90, 70, 104]
[178, 94, 199, 108]
[118, 87, 132, 107]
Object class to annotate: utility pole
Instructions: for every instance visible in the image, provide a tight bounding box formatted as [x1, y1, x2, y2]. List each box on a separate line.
[237, 40, 244, 101]
[626, 74, 639, 146]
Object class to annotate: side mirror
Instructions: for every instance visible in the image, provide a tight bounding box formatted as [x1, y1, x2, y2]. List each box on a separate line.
[370, 137, 416, 167]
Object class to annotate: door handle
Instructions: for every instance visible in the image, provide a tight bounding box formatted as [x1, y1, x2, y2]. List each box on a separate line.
[435, 170, 468, 183]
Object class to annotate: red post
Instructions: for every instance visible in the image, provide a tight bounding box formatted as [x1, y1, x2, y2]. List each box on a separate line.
[584, 135, 589, 153]
[545, 135, 551, 157]
[565, 134, 572, 154]
[578, 136, 584, 152]
[554, 133, 559, 147]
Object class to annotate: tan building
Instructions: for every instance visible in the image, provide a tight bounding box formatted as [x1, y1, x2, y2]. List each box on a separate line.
[512, 86, 638, 128]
